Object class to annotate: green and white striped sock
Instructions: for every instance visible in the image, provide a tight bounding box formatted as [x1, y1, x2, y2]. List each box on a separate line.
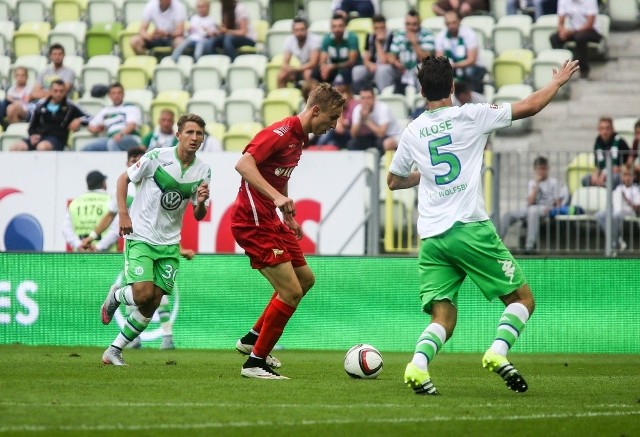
[490, 303, 529, 356]
[112, 309, 151, 349]
[412, 323, 446, 371]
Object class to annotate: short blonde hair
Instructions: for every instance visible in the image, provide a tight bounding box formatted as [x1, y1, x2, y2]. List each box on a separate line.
[307, 82, 346, 112]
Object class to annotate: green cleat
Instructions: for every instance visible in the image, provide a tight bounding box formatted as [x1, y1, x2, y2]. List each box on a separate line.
[482, 350, 528, 393]
[404, 362, 439, 395]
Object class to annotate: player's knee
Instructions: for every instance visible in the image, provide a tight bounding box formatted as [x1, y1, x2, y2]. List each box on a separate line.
[300, 274, 315, 294]
[132, 283, 156, 306]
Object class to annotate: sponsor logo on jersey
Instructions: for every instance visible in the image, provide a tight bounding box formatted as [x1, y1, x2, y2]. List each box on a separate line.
[161, 190, 183, 210]
[490, 104, 500, 109]
[497, 259, 515, 284]
[273, 125, 291, 137]
[272, 248, 284, 256]
[161, 161, 173, 167]
[134, 266, 144, 276]
[274, 167, 295, 178]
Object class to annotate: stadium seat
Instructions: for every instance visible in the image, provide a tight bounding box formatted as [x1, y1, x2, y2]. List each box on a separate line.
[205, 121, 226, 143]
[86, 0, 120, 25]
[554, 186, 606, 222]
[417, 0, 436, 19]
[16, 0, 48, 26]
[491, 0, 508, 20]
[264, 53, 300, 92]
[124, 88, 153, 124]
[191, 88, 226, 114]
[48, 21, 86, 56]
[386, 17, 404, 32]
[51, 0, 84, 24]
[530, 14, 558, 54]
[492, 48, 533, 88]
[461, 15, 495, 50]
[222, 121, 262, 152]
[80, 54, 119, 95]
[0, 54, 11, 83]
[13, 21, 50, 57]
[0, 122, 29, 151]
[187, 97, 220, 124]
[162, 54, 192, 77]
[236, 19, 268, 56]
[226, 55, 267, 92]
[261, 96, 294, 126]
[613, 117, 638, 146]
[492, 15, 532, 56]
[305, 0, 334, 22]
[0, 0, 15, 20]
[76, 96, 106, 116]
[69, 129, 98, 150]
[195, 54, 230, 78]
[531, 49, 572, 97]
[152, 64, 186, 94]
[224, 88, 264, 126]
[189, 65, 223, 93]
[347, 18, 372, 54]
[421, 16, 445, 34]
[0, 20, 15, 56]
[379, 0, 409, 19]
[149, 90, 189, 126]
[492, 84, 534, 135]
[565, 152, 595, 195]
[118, 55, 156, 90]
[122, 0, 146, 26]
[118, 21, 141, 60]
[265, 28, 290, 59]
[608, 0, 640, 28]
[378, 93, 410, 122]
[309, 19, 330, 38]
[266, 87, 302, 111]
[85, 22, 122, 58]
[270, 19, 292, 31]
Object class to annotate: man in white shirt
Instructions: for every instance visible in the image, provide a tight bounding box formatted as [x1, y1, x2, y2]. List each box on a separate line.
[349, 85, 403, 152]
[130, 0, 186, 55]
[388, 55, 578, 395]
[277, 17, 321, 89]
[84, 83, 142, 152]
[550, 0, 602, 80]
[171, 0, 218, 62]
[435, 10, 485, 93]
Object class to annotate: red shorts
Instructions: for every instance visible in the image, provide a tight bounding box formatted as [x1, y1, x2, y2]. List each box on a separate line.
[231, 222, 307, 270]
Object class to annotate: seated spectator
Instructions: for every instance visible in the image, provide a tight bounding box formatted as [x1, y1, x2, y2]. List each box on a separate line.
[499, 156, 568, 252]
[387, 9, 434, 93]
[277, 17, 321, 89]
[0, 67, 32, 127]
[349, 84, 403, 152]
[10, 79, 87, 151]
[30, 44, 76, 102]
[352, 14, 394, 93]
[130, 0, 186, 56]
[595, 165, 640, 252]
[627, 119, 640, 182]
[550, 0, 601, 80]
[83, 83, 142, 152]
[171, 0, 219, 62]
[143, 109, 178, 150]
[314, 77, 358, 149]
[312, 13, 361, 86]
[334, 0, 377, 18]
[507, 0, 555, 20]
[582, 117, 630, 188]
[433, 0, 488, 17]
[205, 0, 256, 61]
[435, 11, 485, 93]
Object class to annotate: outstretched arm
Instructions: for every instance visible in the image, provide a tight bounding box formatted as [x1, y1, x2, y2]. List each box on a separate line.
[511, 60, 579, 120]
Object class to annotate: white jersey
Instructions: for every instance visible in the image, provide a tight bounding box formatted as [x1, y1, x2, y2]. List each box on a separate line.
[126, 147, 211, 245]
[390, 103, 512, 238]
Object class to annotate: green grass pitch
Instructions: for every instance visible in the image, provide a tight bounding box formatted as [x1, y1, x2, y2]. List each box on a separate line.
[1, 345, 639, 436]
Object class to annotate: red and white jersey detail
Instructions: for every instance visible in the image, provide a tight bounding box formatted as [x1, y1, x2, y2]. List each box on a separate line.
[231, 116, 308, 227]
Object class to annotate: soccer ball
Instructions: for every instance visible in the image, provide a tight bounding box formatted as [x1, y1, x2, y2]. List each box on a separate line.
[344, 344, 383, 379]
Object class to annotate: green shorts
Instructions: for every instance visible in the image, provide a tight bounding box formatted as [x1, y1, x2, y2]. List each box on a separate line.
[418, 220, 526, 314]
[124, 239, 180, 294]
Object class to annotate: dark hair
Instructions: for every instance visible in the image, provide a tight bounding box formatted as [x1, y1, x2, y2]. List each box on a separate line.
[453, 80, 470, 98]
[359, 83, 375, 94]
[109, 82, 124, 92]
[50, 78, 66, 88]
[635, 119, 640, 130]
[221, 0, 236, 30]
[533, 156, 549, 167]
[372, 14, 386, 24]
[127, 146, 146, 159]
[293, 16, 309, 27]
[599, 116, 613, 126]
[48, 43, 65, 55]
[331, 12, 347, 24]
[177, 113, 206, 132]
[406, 8, 420, 19]
[417, 56, 453, 102]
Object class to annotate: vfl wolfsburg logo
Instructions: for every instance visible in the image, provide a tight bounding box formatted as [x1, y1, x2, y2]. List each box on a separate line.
[161, 190, 182, 210]
[112, 272, 180, 342]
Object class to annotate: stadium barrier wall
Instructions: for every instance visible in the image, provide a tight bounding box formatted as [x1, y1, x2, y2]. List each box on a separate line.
[1, 253, 638, 354]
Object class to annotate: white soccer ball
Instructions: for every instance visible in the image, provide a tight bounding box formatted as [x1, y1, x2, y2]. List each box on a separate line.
[344, 344, 383, 379]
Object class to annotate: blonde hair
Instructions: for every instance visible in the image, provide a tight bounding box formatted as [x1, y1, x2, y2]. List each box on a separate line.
[307, 82, 346, 112]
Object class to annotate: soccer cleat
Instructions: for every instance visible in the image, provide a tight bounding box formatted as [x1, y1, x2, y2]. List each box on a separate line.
[241, 356, 289, 379]
[160, 335, 175, 350]
[235, 338, 282, 368]
[404, 362, 439, 395]
[102, 346, 127, 366]
[126, 337, 142, 349]
[482, 350, 528, 393]
[100, 283, 120, 325]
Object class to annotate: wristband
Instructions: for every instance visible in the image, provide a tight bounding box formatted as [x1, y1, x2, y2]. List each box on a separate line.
[88, 231, 98, 241]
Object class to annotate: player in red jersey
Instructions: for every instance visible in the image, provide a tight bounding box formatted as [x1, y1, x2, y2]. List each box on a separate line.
[232, 82, 346, 379]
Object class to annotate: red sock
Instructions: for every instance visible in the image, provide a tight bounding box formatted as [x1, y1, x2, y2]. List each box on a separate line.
[252, 291, 278, 333]
[252, 298, 296, 359]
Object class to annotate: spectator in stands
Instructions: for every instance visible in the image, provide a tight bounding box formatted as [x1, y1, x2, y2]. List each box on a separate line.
[0, 67, 32, 128]
[435, 11, 485, 93]
[10, 79, 87, 151]
[205, 0, 256, 61]
[595, 165, 640, 252]
[349, 84, 403, 152]
[506, 0, 555, 20]
[277, 17, 322, 89]
[351, 14, 394, 93]
[432, 0, 488, 17]
[171, 0, 219, 62]
[313, 76, 358, 149]
[582, 117, 630, 188]
[499, 156, 568, 253]
[387, 9, 435, 93]
[83, 83, 142, 152]
[62, 170, 114, 252]
[130, 0, 186, 56]
[333, 0, 377, 18]
[627, 119, 640, 183]
[549, 0, 601, 80]
[312, 13, 361, 86]
[143, 109, 178, 150]
[30, 44, 76, 102]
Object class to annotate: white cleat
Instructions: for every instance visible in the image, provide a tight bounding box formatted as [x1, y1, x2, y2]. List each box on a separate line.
[102, 346, 127, 366]
[101, 284, 120, 325]
[235, 339, 282, 368]
[241, 364, 289, 380]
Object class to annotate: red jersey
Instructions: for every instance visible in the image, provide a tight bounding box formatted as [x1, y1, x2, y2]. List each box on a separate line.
[231, 116, 308, 227]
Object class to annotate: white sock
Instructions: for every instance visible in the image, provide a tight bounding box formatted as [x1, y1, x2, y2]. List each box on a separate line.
[115, 285, 135, 306]
[490, 303, 530, 356]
